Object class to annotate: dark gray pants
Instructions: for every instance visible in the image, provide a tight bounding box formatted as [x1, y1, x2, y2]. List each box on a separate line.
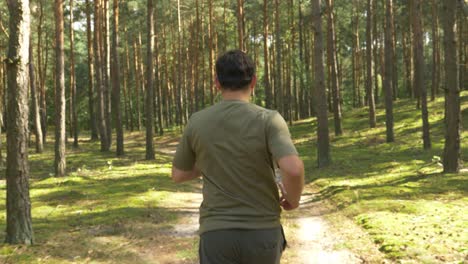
[199, 227, 286, 264]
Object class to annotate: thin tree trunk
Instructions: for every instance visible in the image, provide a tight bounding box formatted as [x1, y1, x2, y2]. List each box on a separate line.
[312, 0, 331, 167]
[366, 0, 376, 128]
[133, 39, 142, 131]
[431, 0, 439, 101]
[412, 0, 431, 149]
[237, 0, 244, 50]
[384, 0, 395, 142]
[263, 0, 272, 109]
[145, 0, 155, 160]
[111, 0, 123, 156]
[274, 0, 283, 114]
[86, 0, 98, 141]
[37, 0, 47, 143]
[442, 0, 461, 172]
[5, 0, 34, 244]
[69, 0, 78, 148]
[29, 39, 43, 153]
[103, 0, 112, 148]
[326, 0, 343, 136]
[208, 0, 215, 104]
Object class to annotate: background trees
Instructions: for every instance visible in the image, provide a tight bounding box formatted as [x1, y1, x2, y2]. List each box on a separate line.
[0, 0, 465, 244]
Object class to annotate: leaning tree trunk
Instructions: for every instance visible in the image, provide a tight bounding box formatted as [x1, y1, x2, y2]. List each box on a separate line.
[54, 0, 66, 176]
[111, 0, 123, 156]
[383, 0, 395, 142]
[412, 0, 431, 150]
[5, 0, 34, 244]
[145, 0, 155, 160]
[442, 0, 461, 173]
[312, 0, 331, 167]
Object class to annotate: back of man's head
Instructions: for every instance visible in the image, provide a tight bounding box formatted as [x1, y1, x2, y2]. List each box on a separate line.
[216, 50, 256, 91]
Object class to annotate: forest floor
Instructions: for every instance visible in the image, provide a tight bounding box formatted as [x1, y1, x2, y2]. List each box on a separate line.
[0, 92, 466, 263]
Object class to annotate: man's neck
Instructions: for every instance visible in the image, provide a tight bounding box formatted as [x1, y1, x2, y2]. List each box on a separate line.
[221, 90, 251, 102]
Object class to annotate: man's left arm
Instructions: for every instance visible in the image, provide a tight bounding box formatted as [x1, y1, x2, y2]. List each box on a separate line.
[171, 123, 200, 183]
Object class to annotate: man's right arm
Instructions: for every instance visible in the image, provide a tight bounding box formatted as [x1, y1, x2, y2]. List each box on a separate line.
[277, 155, 304, 210]
[267, 111, 305, 210]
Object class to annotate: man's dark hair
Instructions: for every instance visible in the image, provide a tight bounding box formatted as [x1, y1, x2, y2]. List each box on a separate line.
[216, 50, 256, 90]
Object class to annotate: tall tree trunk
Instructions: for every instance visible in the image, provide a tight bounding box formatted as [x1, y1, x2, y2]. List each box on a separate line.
[69, 0, 78, 148]
[86, 0, 98, 141]
[431, 0, 439, 101]
[111, 0, 123, 156]
[145, 0, 155, 160]
[412, 0, 431, 150]
[442, 0, 461, 172]
[352, 0, 359, 108]
[208, 0, 215, 105]
[29, 39, 43, 153]
[263, 0, 272, 109]
[94, 0, 109, 151]
[274, 0, 283, 114]
[326, 0, 343, 136]
[154, 5, 163, 136]
[5, 0, 34, 244]
[366, 0, 376, 128]
[237, 0, 244, 50]
[384, 0, 395, 142]
[103, 0, 112, 148]
[133, 39, 142, 131]
[312, 0, 331, 167]
[54, 0, 66, 175]
[37, 0, 47, 143]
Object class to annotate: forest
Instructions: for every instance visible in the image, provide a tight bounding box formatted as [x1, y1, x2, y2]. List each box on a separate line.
[0, 0, 466, 263]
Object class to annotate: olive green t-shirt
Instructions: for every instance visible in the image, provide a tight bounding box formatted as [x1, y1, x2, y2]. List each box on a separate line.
[173, 100, 298, 234]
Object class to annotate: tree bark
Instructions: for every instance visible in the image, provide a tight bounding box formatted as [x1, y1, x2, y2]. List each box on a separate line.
[103, 0, 112, 148]
[5, 0, 34, 244]
[366, 0, 376, 128]
[145, 0, 155, 160]
[54, 0, 66, 176]
[312, 0, 331, 167]
[384, 0, 395, 142]
[442, 0, 461, 172]
[412, 0, 431, 150]
[111, 0, 123, 156]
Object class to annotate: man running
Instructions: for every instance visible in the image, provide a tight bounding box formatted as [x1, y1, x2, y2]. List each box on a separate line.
[172, 50, 304, 264]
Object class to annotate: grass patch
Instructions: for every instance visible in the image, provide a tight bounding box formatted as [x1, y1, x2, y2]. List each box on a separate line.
[291, 92, 468, 263]
[0, 132, 199, 264]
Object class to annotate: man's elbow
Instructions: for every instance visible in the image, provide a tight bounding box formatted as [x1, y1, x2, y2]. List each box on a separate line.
[288, 161, 305, 179]
[171, 167, 184, 183]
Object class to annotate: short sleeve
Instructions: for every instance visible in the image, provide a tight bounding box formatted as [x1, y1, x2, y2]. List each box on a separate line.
[267, 111, 298, 161]
[173, 123, 196, 171]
